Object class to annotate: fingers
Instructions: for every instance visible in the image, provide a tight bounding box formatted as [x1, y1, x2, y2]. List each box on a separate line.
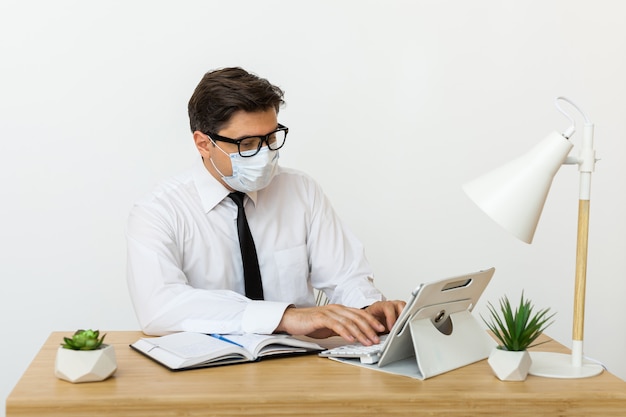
[276, 305, 386, 346]
[321, 305, 384, 345]
[388, 300, 406, 329]
[365, 300, 407, 332]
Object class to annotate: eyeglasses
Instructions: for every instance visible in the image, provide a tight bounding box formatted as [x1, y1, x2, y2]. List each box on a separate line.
[206, 124, 288, 157]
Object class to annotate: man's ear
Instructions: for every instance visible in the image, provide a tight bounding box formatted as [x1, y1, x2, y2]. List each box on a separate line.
[193, 131, 212, 158]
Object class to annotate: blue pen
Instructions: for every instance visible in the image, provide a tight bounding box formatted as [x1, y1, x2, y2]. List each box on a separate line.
[210, 334, 244, 348]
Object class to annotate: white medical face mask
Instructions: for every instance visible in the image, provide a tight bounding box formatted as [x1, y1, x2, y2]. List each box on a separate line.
[209, 140, 279, 193]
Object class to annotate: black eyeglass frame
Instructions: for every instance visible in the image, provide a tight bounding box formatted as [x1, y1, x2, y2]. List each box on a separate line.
[205, 123, 289, 157]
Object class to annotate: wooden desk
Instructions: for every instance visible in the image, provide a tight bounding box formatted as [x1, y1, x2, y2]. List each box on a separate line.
[6, 331, 626, 416]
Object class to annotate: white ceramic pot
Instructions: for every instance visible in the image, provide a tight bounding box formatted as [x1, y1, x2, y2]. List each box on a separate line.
[487, 347, 532, 381]
[54, 344, 117, 383]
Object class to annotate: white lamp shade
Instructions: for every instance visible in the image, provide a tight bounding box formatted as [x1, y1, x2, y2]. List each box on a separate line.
[463, 131, 573, 243]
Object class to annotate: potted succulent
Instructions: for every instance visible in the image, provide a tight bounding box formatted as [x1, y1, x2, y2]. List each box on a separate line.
[54, 329, 117, 383]
[482, 293, 555, 381]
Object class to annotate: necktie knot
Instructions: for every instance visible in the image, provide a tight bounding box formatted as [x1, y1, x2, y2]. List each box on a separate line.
[228, 191, 245, 208]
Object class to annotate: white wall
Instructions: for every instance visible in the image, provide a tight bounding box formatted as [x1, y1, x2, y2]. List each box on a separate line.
[2, 0, 625, 412]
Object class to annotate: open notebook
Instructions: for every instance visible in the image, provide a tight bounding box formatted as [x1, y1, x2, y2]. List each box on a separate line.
[319, 267, 496, 378]
[131, 332, 324, 370]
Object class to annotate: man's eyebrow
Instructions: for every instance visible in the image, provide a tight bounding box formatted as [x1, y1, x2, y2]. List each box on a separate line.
[234, 125, 280, 140]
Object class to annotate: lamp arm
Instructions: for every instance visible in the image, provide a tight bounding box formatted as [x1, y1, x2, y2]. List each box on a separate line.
[553, 96, 597, 368]
[571, 121, 596, 367]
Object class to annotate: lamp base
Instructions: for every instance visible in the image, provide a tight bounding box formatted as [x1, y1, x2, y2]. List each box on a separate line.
[529, 352, 603, 379]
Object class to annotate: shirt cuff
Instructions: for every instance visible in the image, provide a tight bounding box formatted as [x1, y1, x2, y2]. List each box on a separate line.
[241, 301, 292, 334]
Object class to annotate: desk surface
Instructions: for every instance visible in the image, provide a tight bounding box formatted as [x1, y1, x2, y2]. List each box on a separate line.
[7, 331, 626, 416]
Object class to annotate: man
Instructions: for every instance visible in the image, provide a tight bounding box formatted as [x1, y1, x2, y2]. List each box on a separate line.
[126, 67, 405, 346]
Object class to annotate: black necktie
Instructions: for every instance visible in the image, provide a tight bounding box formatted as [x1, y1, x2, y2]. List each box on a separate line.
[228, 192, 264, 300]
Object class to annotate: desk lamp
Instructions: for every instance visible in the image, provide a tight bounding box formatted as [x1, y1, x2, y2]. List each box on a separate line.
[462, 97, 604, 379]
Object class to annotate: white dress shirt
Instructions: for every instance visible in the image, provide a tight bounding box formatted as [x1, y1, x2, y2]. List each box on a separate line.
[126, 158, 384, 335]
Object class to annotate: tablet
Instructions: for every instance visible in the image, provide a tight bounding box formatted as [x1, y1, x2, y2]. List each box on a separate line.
[378, 266, 494, 366]
[319, 267, 495, 367]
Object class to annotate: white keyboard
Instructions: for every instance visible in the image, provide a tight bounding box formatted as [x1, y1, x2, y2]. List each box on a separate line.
[319, 335, 387, 364]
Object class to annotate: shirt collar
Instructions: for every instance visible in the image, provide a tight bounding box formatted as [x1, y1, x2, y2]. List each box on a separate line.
[191, 157, 258, 212]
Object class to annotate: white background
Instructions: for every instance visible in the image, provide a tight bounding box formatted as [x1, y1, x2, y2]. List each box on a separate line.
[1, 0, 625, 413]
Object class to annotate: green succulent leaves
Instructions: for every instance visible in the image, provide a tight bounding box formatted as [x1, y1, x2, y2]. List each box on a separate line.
[482, 293, 555, 352]
[61, 329, 106, 350]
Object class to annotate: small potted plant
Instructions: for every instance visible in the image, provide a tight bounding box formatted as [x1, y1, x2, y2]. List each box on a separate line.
[482, 293, 555, 381]
[54, 329, 117, 383]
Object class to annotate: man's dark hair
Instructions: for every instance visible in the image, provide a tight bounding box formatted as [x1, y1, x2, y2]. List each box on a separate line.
[188, 67, 285, 133]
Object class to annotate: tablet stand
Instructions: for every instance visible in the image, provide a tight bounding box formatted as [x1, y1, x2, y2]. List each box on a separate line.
[409, 309, 495, 379]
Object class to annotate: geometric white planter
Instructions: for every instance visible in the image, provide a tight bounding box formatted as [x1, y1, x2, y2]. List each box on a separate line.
[54, 344, 117, 383]
[487, 347, 532, 381]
